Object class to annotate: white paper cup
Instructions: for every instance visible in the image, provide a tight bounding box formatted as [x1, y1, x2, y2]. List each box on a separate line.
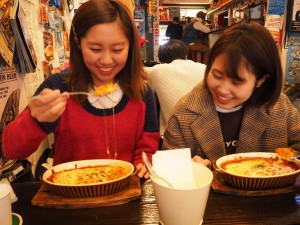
[152, 162, 213, 225]
[0, 184, 12, 225]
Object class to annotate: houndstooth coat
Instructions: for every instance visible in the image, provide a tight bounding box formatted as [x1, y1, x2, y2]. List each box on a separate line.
[162, 81, 300, 161]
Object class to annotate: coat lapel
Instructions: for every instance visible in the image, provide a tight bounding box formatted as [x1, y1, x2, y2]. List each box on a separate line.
[237, 106, 269, 152]
[186, 83, 227, 161]
[191, 111, 227, 161]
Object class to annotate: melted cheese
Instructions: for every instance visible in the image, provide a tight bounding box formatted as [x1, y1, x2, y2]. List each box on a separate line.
[94, 83, 116, 96]
[275, 148, 298, 158]
[48, 165, 128, 185]
[220, 157, 299, 177]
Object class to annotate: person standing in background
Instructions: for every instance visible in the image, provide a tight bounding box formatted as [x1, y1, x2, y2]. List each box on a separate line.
[147, 39, 206, 141]
[183, 17, 192, 31]
[165, 16, 183, 40]
[182, 11, 211, 46]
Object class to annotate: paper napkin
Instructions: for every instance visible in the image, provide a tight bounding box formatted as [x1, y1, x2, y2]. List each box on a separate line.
[152, 148, 196, 189]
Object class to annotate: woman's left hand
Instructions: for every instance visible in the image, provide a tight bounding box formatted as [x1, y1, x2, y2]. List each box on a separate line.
[135, 163, 150, 179]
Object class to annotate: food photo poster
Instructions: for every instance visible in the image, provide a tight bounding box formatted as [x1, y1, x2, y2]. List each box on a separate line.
[0, 66, 27, 155]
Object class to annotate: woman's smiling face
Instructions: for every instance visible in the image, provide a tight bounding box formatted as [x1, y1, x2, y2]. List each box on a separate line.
[79, 21, 130, 87]
[207, 53, 263, 109]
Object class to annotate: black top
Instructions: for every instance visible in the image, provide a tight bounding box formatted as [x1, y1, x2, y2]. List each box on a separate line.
[217, 107, 244, 155]
[166, 23, 183, 40]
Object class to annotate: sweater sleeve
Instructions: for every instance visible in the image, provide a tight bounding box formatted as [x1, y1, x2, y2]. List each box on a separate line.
[2, 70, 69, 159]
[132, 85, 160, 165]
[2, 109, 48, 160]
[33, 70, 68, 96]
[32, 70, 69, 133]
[193, 22, 211, 33]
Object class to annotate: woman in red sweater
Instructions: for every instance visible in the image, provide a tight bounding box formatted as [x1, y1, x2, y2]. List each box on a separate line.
[2, 0, 160, 179]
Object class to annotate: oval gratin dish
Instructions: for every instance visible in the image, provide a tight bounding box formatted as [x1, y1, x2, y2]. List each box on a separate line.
[41, 159, 134, 198]
[214, 152, 300, 190]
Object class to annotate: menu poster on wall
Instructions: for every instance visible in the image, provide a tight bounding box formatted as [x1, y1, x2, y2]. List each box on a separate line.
[159, 7, 168, 21]
[0, 0, 15, 68]
[168, 7, 180, 21]
[264, 14, 282, 43]
[286, 43, 300, 84]
[0, 66, 27, 154]
[267, 0, 286, 15]
[290, 0, 300, 32]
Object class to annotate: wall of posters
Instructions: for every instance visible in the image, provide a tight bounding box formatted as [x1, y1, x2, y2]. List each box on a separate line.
[0, 66, 27, 156]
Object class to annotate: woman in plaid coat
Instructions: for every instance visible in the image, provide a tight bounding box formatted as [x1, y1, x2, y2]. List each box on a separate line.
[162, 23, 300, 167]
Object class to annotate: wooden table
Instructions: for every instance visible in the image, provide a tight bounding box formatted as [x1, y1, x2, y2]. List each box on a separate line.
[11, 179, 300, 225]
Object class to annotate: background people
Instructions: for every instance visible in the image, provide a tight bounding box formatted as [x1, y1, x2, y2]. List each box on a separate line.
[183, 16, 192, 30]
[182, 11, 211, 46]
[147, 39, 206, 140]
[165, 16, 183, 40]
[163, 23, 300, 168]
[2, 0, 160, 179]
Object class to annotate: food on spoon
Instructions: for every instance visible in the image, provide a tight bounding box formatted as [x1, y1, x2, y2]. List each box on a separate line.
[94, 83, 116, 96]
[47, 165, 129, 185]
[220, 157, 299, 177]
[275, 148, 299, 159]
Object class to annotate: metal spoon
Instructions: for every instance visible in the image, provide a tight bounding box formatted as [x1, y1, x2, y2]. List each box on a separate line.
[142, 152, 173, 188]
[31, 92, 94, 100]
[31, 84, 117, 100]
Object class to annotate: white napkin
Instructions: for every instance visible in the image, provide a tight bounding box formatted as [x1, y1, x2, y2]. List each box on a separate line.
[152, 148, 196, 189]
[0, 178, 18, 203]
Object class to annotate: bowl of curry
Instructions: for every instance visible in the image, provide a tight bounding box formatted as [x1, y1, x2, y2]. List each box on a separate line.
[41, 159, 134, 198]
[214, 152, 300, 189]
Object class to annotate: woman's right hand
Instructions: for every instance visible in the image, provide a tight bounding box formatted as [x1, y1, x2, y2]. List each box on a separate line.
[29, 88, 69, 123]
[192, 155, 212, 168]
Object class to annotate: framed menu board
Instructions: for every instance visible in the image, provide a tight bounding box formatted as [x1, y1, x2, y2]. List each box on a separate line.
[168, 7, 180, 21]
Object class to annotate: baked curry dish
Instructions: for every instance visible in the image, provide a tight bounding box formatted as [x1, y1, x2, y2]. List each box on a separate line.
[47, 165, 128, 185]
[94, 83, 116, 97]
[220, 157, 299, 177]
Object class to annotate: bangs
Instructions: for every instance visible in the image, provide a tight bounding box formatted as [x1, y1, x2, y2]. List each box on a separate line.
[223, 48, 253, 82]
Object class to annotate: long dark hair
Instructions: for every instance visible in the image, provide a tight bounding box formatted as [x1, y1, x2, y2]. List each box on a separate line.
[205, 23, 283, 109]
[67, 0, 147, 103]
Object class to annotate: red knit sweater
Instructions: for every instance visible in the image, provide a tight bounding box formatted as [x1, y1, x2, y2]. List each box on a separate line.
[2, 73, 160, 166]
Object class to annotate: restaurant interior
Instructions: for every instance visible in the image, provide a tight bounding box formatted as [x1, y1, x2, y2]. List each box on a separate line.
[1, 0, 300, 225]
